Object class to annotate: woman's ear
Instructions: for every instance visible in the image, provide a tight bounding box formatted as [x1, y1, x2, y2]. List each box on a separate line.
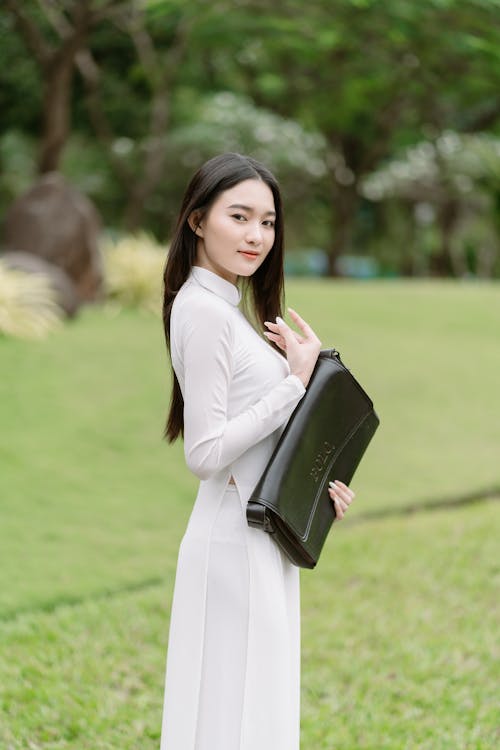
[188, 210, 204, 237]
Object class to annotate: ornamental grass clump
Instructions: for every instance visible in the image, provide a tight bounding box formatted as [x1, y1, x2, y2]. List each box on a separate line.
[0, 260, 63, 339]
[101, 233, 166, 315]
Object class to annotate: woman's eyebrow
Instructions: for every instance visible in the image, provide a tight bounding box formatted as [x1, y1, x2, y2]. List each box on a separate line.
[227, 203, 276, 217]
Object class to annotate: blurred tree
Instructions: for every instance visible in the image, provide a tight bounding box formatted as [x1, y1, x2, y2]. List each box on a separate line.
[0, 14, 41, 133]
[188, 0, 500, 273]
[2, 0, 500, 275]
[3, 1, 192, 229]
[161, 91, 329, 247]
[362, 132, 500, 276]
[75, 2, 191, 228]
[3, 0, 130, 173]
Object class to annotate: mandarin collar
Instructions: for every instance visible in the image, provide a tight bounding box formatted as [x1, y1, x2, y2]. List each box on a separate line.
[189, 266, 241, 306]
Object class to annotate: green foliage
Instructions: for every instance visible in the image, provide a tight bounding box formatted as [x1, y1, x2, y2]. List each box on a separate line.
[60, 132, 125, 222]
[101, 232, 167, 314]
[187, 0, 500, 141]
[0, 259, 63, 339]
[0, 9, 42, 133]
[175, 0, 500, 268]
[0, 130, 37, 213]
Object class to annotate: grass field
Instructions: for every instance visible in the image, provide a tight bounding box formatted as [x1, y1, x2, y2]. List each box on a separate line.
[1, 279, 499, 749]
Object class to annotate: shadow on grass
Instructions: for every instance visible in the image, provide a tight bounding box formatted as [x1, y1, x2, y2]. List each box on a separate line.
[2, 486, 498, 623]
[0, 576, 164, 624]
[348, 484, 500, 525]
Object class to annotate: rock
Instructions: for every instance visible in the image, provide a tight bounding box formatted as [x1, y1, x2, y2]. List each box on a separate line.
[0, 251, 81, 318]
[3, 172, 104, 302]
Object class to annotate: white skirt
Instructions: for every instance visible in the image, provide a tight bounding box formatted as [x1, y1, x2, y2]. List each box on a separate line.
[160, 481, 301, 750]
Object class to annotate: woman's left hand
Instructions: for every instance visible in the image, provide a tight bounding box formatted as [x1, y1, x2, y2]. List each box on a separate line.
[328, 480, 355, 520]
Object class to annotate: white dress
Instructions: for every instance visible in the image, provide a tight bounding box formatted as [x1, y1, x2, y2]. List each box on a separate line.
[160, 266, 306, 750]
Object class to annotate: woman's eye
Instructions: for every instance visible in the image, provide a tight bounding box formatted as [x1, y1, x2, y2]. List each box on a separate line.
[263, 220, 275, 228]
[232, 214, 246, 221]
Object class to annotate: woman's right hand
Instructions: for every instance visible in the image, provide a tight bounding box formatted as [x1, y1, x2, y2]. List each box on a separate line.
[263, 307, 322, 388]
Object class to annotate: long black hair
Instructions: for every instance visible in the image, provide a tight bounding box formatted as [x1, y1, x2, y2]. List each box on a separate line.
[162, 152, 285, 442]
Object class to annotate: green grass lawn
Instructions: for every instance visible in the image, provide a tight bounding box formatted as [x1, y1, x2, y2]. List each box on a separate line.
[1, 279, 499, 748]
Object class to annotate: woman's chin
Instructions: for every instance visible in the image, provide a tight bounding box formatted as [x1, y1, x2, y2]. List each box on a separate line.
[235, 258, 263, 277]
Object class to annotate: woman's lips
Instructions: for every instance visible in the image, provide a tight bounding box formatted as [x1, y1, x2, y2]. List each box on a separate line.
[238, 250, 260, 260]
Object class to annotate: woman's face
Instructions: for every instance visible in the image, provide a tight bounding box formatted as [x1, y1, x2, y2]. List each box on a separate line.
[190, 178, 276, 284]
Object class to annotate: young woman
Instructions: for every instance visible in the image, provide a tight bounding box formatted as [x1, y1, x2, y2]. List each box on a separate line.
[160, 153, 355, 750]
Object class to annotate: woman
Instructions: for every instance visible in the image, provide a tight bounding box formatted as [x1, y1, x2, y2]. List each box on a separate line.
[160, 153, 355, 750]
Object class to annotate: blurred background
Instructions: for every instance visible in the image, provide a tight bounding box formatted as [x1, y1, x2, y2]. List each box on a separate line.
[0, 2, 499, 749]
[1, 0, 500, 296]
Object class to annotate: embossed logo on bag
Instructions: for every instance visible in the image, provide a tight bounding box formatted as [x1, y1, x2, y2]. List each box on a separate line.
[310, 441, 335, 482]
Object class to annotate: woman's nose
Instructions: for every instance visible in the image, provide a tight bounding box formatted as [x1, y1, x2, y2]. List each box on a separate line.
[245, 222, 263, 245]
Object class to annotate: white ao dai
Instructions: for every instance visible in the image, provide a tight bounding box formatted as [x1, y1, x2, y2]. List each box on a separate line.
[160, 266, 306, 750]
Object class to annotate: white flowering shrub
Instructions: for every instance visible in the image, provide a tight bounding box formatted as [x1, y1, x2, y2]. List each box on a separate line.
[167, 92, 328, 186]
[361, 132, 500, 202]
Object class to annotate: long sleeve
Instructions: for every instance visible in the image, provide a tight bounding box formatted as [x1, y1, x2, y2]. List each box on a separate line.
[179, 301, 305, 481]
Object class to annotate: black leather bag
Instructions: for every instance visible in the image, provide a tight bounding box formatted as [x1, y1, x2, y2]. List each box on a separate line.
[246, 349, 380, 569]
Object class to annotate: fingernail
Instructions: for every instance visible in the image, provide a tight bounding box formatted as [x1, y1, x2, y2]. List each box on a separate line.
[329, 481, 335, 488]
[276, 316, 284, 325]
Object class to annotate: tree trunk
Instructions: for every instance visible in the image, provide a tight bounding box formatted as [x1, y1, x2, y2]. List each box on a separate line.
[123, 92, 170, 231]
[327, 181, 359, 276]
[36, 5, 92, 174]
[38, 57, 75, 173]
[429, 199, 459, 277]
